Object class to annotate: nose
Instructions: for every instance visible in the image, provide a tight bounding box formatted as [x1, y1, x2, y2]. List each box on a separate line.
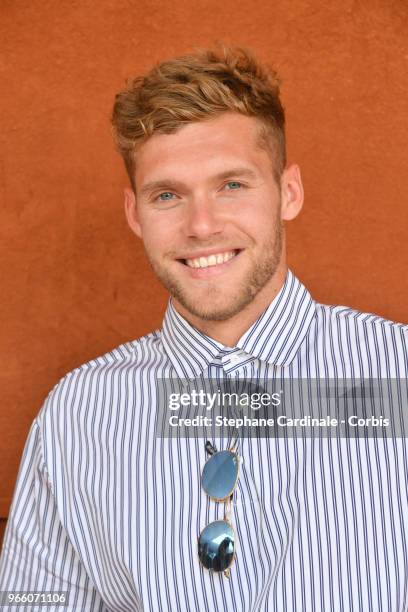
[184, 194, 224, 240]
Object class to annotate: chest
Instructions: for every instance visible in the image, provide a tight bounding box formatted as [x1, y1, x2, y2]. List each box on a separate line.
[67, 435, 408, 611]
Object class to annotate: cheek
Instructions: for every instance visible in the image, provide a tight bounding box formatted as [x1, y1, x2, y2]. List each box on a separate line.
[140, 206, 187, 246]
[237, 191, 280, 226]
[139, 219, 175, 257]
[237, 207, 275, 240]
[142, 231, 163, 255]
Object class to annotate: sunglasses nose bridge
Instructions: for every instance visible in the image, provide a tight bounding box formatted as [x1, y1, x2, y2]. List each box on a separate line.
[224, 493, 233, 522]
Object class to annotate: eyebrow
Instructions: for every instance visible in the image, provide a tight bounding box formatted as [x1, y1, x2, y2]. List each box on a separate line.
[138, 167, 259, 197]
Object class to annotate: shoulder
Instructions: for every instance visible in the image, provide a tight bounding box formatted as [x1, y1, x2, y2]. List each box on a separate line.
[30, 329, 164, 510]
[315, 301, 407, 334]
[313, 300, 408, 373]
[53, 327, 162, 382]
[36, 328, 165, 427]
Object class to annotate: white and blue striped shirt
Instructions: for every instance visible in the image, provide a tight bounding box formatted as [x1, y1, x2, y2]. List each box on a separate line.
[1, 268, 408, 611]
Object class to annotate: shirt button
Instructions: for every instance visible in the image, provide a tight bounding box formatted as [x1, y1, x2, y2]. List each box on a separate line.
[230, 355, 240, 364]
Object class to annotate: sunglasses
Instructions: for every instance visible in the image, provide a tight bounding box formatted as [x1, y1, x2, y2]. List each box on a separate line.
[197, 438, 240, 578]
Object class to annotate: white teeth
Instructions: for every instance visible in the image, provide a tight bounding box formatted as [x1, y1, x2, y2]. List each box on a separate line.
[185, 250, 237, 269]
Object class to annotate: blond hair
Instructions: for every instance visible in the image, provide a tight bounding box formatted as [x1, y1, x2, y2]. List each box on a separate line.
[111, 45, 286, 190]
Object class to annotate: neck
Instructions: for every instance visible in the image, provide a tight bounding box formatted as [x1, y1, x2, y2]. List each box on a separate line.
[173, 264, 288, 347]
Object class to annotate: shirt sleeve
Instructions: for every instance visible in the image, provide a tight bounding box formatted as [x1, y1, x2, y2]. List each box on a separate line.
[0, 418, 110, 612]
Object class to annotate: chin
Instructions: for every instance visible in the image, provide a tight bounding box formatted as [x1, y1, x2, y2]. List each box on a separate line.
[176, 291, 254, 322]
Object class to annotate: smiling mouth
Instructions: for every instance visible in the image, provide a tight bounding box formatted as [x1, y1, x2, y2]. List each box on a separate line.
[178, 249, 242, 269]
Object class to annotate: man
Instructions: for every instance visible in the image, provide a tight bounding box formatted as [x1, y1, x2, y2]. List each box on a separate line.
[0, 46, 407, 611]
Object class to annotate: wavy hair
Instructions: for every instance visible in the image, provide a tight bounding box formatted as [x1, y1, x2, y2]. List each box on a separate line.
[111, 45, 286, 190]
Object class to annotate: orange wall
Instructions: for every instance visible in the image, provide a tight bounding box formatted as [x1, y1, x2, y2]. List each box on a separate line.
[1, 1, 407, 517]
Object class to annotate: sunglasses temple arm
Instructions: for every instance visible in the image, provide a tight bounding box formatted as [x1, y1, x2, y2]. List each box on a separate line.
[222, 499, 233, 581]
[205, 440, 218, 456]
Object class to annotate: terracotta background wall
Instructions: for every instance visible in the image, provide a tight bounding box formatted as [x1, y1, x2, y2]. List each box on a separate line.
[1, 1, 407, 545]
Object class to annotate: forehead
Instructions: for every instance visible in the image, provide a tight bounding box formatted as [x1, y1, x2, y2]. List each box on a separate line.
[133, 113, 271, 187]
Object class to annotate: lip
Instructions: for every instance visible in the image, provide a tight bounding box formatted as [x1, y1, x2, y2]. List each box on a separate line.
[176, 249, 243, 279]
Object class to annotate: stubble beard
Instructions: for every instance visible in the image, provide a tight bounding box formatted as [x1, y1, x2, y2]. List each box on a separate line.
[144, 221, 284, 322]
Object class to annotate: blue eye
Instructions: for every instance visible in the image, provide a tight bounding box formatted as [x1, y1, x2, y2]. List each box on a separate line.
[158, 192, 175, 201]
[225, 181, 242, 190]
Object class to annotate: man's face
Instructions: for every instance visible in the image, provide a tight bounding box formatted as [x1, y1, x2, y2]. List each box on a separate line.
[125, 112, 302, 321]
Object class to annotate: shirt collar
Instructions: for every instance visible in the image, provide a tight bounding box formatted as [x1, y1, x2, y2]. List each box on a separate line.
[161, 268, 316, 379]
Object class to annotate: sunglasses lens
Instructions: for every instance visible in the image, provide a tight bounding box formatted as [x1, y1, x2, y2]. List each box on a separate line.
[202, 450, 239, 500]
[198, 520, 235, 572]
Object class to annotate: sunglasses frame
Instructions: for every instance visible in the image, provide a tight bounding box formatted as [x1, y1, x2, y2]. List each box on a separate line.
[198, 440, 240, 578]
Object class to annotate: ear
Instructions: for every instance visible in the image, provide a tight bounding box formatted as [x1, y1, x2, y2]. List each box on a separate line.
[124, 187, 142, 238]
[280, 163, 304, 221]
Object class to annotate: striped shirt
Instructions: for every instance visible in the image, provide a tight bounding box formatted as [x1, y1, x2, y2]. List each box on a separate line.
[1, 268, 407, 611]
